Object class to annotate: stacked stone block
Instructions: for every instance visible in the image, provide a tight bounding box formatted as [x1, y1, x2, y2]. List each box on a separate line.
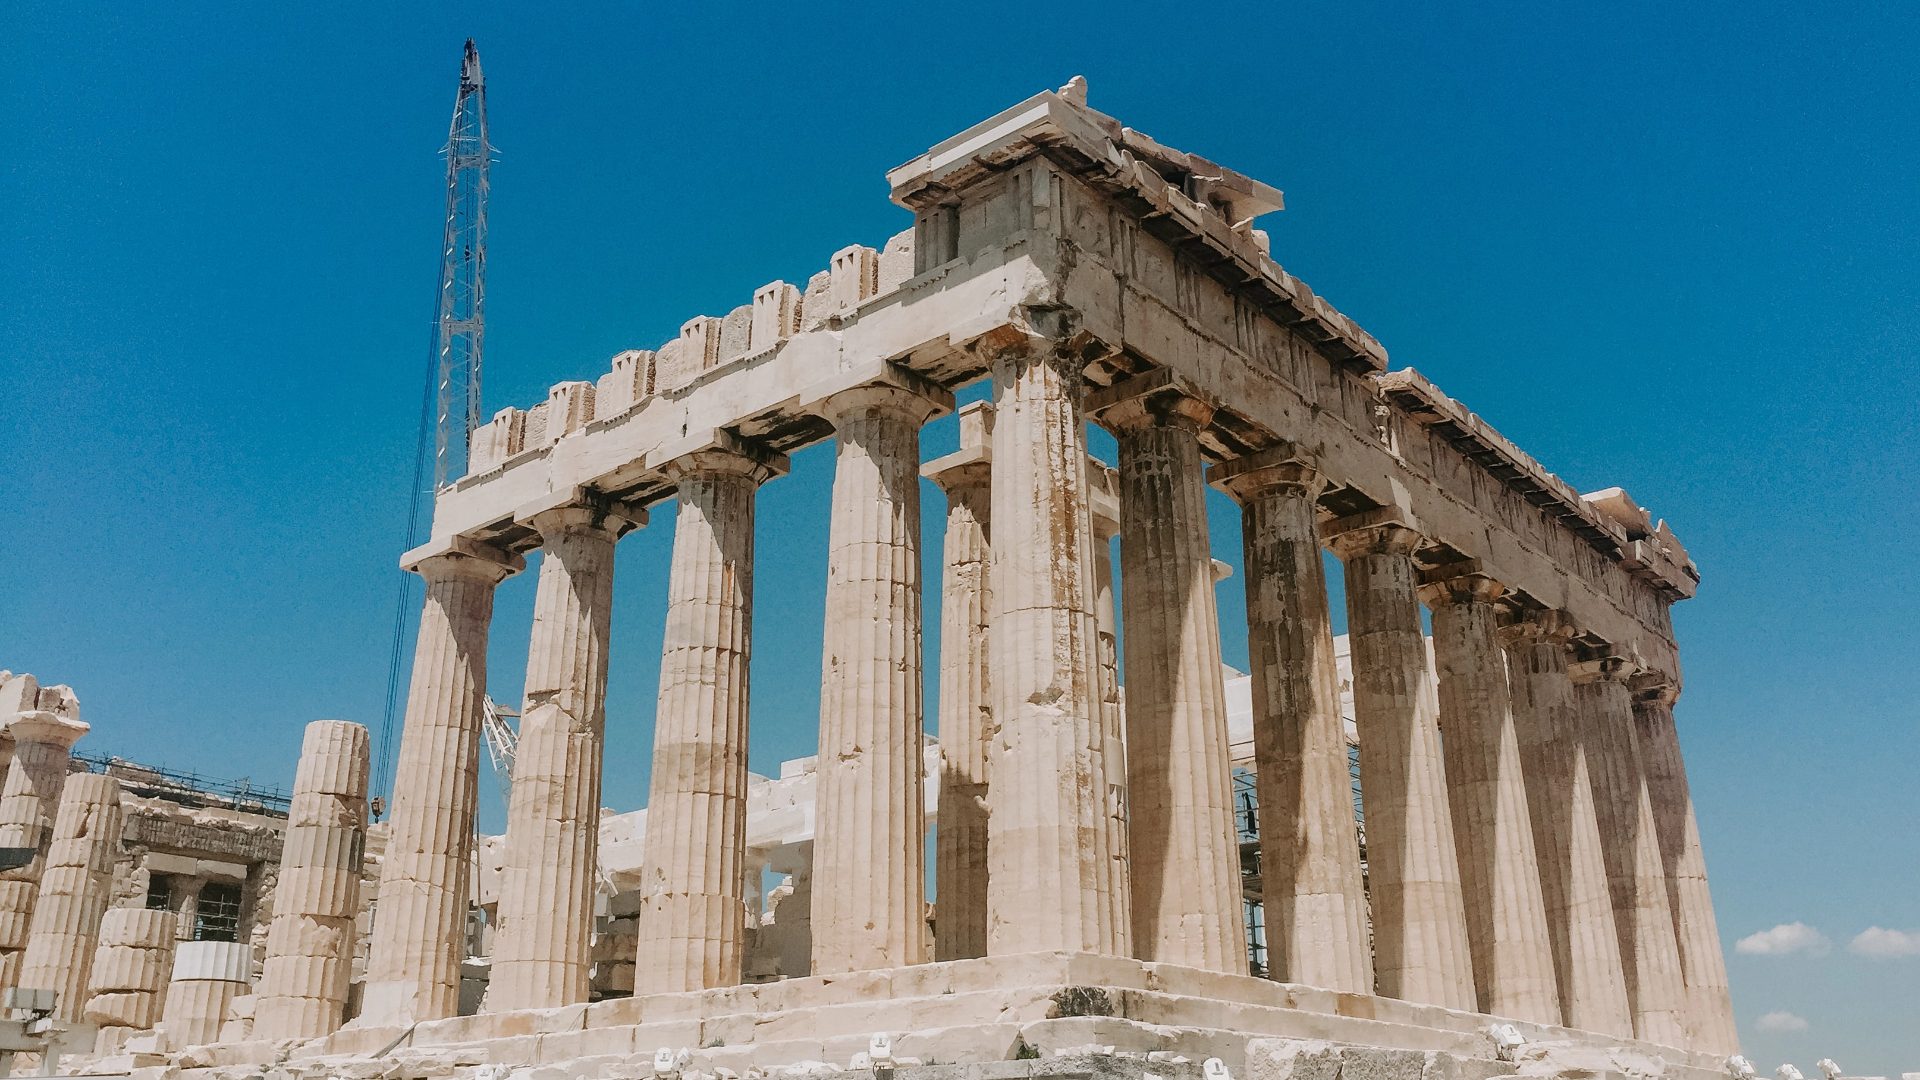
[253, 720, 370, 1042]
[84, 907, 177, 1053]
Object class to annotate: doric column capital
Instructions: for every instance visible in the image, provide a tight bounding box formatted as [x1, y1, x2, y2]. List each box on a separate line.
[923, 454, 990, 494]
[1207, 442, 1324, 504]
[1417, 574, 1504, 608]
[1629, 671, 1681, 707]
[1, 710, 88, 751]
[402, 536, 523, 585]
[1568, 654, 1636, 686]
[650, 428, 790, 488]
[1495, 607, 1578, 650]
[1085, 369, 1215, 434]
[521, 492, 647, 543]
[810, 360, 954, 429]
[1415, 561, 1506, 608]
[1321, 508, 1423, 561]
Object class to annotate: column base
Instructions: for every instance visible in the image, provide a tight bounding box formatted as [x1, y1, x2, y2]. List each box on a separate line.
[158, 953, 1725, 1080]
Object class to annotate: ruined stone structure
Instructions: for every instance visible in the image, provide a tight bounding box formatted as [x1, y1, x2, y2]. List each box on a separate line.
[13, 83, 1746, 1080]
[0, 671, 88, 990]
[319, 80, 1741, 1079]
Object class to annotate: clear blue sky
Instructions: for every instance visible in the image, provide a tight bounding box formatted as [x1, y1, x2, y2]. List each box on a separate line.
[4, 3, 1915, 1071]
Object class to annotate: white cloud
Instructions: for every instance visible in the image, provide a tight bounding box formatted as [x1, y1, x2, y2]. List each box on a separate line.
[1848, 927, 1920, 958]
[1735, 922, 1831, 956]
[1755, 1010, 1809, 1033]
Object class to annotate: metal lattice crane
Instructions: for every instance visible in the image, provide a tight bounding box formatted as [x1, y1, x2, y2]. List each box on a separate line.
[433, 38, 492, 491]
[375, 41, 499, 814]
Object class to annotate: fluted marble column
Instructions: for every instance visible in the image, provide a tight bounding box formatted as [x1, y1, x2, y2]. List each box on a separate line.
[1420, 571, 1558, 1024]
[926, 402, 993, 962]
[490, 503, 636, 1011]
[634, 443, 783, 991]
[255, 720, 371, 1041]
[1103, 390, 1244, 973]
[1501, 612, 1631, 1036]
[0, 682, 88, 993]
[1087, 463, 1133, 953]
[362, 543, 518, 1026]
[1325, 515, 1475, 1010]
[1211, 448, 1369, 992]
[813, 380, 946, 975]
[19, 772, 123, 1022]
[1575, 657, 1689, 1047]
[1631, 676, 1739, 1055]
[985, 341, 1128, 957]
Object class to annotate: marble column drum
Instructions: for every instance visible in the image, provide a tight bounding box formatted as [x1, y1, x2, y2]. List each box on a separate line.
[254, 720, 371, 1041]
[1211, 450, 1370, 993]
[361, 545, 518, 1026]
[812, 382, 944, 975]
[1326, 517, 1475, 1010]
[18, 772, 123, 1022]
[984, 341, 1128, 958]
[1575, 658, 1690, 1048]
[0, 693, 87, 993]
[1421, 572, 1559, 1024]
[1631, 677, 1740, 1055]
[83, 907, 177, 1046]
[634, 447, 781, 991]
[1107, 393, 1245, 973]
[1501, 614, 1632, 1036]
[490, 504, 634, 1012]
[925, 403, 994, 963]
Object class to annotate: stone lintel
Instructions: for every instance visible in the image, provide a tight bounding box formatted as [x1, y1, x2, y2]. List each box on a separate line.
[921, 445, 990, 489]
[398, 534, 525, 577]
[1207, 442, 1321, 503]
[800, 358, 955, 422]
[919, 399, 999, 485]
[955, 399, 995, 451]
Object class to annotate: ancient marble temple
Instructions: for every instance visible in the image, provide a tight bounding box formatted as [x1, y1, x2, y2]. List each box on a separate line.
[346, 82, 1736, 1072]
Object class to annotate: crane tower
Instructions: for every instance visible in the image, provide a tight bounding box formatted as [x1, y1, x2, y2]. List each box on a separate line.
[432, 38, 492, 489]
[376, 40, 498, 811]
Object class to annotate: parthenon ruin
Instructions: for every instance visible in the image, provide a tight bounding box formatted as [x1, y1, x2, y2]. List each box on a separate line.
[1, 81, 1744, 1080]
